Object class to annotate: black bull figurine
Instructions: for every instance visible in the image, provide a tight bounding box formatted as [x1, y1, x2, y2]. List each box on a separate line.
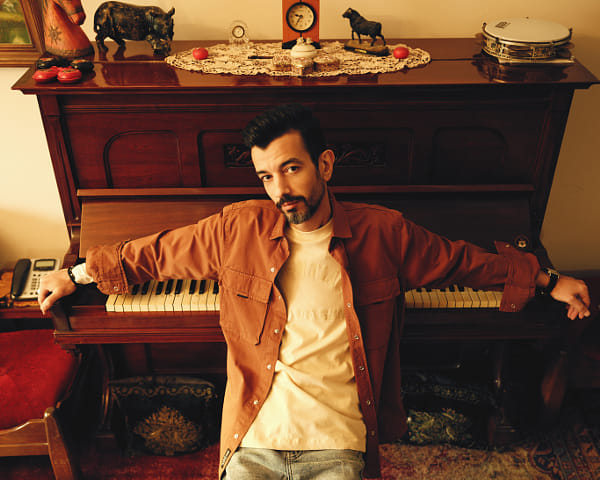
[94, 1, 175, 55]
[342, 8, 386, 46]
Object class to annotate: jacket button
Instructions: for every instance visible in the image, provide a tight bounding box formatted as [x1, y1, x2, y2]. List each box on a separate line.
[113, 286, 119, 291]
[274, 329, 280, 334]
[253, 399, 260, 406]
[359, 365, 365, 371]
[267, 364, 272, 370]
[270, 267, 275, 273]
[234, 433, 239, 439]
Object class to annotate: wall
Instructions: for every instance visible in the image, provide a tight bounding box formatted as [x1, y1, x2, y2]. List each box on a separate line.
[1, 0, 599, 271]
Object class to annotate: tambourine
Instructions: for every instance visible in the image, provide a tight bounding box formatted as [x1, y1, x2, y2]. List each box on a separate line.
[481, 18, 572, 63]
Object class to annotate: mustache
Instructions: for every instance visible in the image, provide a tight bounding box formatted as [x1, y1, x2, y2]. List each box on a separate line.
[276, 195, 307, 210]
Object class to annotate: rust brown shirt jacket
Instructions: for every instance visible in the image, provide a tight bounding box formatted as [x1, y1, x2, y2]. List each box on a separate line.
[86, 194, 540, 479]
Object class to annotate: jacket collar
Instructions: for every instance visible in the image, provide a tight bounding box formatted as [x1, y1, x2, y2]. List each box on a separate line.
[269, 190, 352, 240]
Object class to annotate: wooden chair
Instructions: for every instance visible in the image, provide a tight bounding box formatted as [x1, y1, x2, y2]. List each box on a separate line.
[0, 329, 82, 479]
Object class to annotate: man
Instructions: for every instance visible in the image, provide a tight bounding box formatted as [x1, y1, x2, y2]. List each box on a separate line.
[39, 104, 591, 479]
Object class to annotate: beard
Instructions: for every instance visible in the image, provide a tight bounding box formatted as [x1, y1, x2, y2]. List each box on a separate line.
[276, 179, 326, 225]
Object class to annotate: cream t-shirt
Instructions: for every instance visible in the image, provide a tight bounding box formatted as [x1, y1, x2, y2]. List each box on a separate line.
[241, 219, 366, 451]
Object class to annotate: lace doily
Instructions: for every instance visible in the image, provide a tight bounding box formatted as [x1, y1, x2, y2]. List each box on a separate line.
[165, 41, 430, 77]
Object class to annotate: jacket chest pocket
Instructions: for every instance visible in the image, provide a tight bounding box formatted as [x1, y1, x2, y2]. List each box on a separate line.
[219, 268, 272, 345]
[354, 277, 401, 349]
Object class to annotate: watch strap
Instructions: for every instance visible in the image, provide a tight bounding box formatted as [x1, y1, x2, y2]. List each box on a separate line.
[540, 268, 559, 296]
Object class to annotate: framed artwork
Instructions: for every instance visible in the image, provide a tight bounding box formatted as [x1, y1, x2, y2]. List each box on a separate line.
[0, 0, 44, 67]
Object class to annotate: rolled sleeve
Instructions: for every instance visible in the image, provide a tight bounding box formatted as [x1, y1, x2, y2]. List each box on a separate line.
[494, 241, 540, 312]
[85, 241, 130, 295]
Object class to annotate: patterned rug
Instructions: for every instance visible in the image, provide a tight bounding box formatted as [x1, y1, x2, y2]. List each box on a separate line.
[2, 401, 599, 480]
[3, 419, 599, 479]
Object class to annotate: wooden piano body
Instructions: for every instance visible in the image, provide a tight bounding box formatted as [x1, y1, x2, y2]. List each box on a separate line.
[13, 38, 598, 442]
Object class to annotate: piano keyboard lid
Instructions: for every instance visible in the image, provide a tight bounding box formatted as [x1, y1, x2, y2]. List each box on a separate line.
[78, 188, 538, 257]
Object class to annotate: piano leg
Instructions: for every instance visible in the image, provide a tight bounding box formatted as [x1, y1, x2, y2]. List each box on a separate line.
[487, 342, 520, 445]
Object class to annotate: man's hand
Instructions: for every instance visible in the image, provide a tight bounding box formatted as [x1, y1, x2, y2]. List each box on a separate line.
[549, 275, 591, 320]
[38, 269, 77, 315]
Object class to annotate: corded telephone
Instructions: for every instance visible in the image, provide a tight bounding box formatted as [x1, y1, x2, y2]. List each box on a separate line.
[10, 258, 61, 301]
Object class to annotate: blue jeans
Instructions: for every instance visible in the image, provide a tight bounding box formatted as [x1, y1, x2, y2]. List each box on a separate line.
[222, 448, 365, 479]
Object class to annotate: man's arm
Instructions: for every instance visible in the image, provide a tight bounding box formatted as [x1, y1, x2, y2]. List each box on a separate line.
[536, 270, 591, 320]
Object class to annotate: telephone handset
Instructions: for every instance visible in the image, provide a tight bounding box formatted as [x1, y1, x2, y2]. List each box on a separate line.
[10, 258, 61, 301]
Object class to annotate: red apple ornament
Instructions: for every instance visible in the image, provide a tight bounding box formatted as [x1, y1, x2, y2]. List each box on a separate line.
[393, 46, 410, 59]
[192, 47, 209, 60]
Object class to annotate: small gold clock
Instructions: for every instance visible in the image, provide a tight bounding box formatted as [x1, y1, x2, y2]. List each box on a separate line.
[282, 0, 320, 49]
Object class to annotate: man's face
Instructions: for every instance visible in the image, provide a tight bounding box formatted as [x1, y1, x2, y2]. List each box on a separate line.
[252, 130, 333, 232]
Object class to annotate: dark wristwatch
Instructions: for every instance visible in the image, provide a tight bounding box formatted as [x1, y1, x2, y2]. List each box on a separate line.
[539, 268, 560, 296]
[67, 265, 82, 286]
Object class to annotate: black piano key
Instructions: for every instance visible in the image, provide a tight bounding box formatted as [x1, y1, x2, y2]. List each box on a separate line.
[199, 279, 206, 294]
[189, 279, 197, 294]
[155, 281, 164, 295]
[175, 279, 183, 294]
[141, 281, 150, 295]
[131, 284, 140, 295]
[213, 282, 219, 294]
[164, 279, 174, 295]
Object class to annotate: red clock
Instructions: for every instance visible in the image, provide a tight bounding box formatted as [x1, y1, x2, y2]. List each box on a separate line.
[282, 0, 320, 49]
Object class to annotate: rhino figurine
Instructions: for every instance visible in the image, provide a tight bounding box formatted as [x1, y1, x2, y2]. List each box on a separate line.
[94, 1, 175, 55]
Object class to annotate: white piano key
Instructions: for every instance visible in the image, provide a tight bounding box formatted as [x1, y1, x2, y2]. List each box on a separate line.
[131, 281, 150, 312]
[493, 291, 503, 307]
[113, 292, 127, 312]
[105, 293, 118, 312]
[147, 281, 167, 311]
[206, 280, 219, 311]
[474, 288, 490, 307]
[449, 285, 464, 308]
[162, 279, 177, 312]
[121, 283, 139, 312]
[485, 290, 498, 308]
[138, 280, 155, 312]
[457, 286, 473, 308]
[431, 289, 447, 308]
[191, 279, 208, 311]
[173, 279, 188, 311]
[405, 289, 415, 308]
[443, 286, 456, 308]
[411, 289, 425, 309]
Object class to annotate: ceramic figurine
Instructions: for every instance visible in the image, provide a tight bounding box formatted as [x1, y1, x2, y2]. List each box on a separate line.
[43, 0, 94, 58]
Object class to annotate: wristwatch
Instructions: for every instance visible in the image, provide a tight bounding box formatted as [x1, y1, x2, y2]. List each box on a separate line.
[539, 267, 560, 296]
[67, 263, 94, 286]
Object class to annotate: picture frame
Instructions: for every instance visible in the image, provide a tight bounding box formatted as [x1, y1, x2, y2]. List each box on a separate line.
[0, 0, 44, 67]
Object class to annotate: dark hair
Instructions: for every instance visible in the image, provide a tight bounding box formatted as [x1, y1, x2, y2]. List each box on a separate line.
[242, 103, 326, 167]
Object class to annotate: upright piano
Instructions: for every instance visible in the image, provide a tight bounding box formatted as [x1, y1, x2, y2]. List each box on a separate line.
[13, 38, 598, 442]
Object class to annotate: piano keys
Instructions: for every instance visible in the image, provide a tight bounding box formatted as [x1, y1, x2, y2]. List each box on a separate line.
[106, 281, 500, 312]
[405, 286, 503, 309]
[106, 279, 220, 312]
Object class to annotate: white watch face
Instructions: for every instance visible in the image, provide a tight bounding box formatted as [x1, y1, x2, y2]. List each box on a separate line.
[232, 25, 245, 38]
[286, 3, 316, 32]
